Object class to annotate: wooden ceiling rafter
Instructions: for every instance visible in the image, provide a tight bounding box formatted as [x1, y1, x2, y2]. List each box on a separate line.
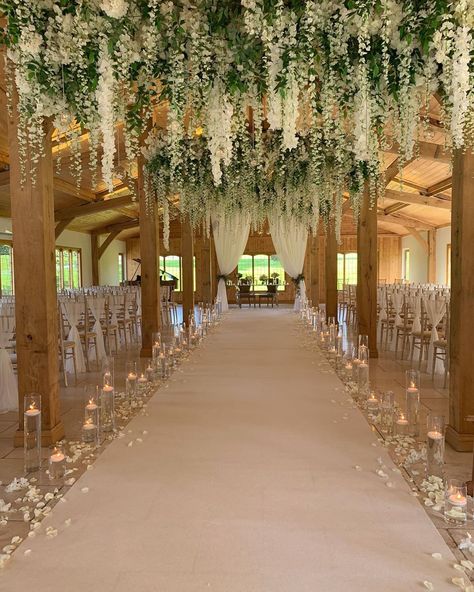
[55, 193, 134, 221]
[91, 218, 140, 235]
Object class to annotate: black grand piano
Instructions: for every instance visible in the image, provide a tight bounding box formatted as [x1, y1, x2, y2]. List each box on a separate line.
[123, 258, 178, 294]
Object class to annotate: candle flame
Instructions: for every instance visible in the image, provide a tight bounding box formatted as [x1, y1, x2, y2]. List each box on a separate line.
[410, 381, 415, 388]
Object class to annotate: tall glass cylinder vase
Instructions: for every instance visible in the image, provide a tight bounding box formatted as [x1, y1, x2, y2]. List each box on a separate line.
[102, 357, 114, 391]
[426, 414, 445, 478]
[100, 384, 115, 433]
[126, 360, 137, 399]
[358, 347, 370, 398]
[380, 391, 395, 435]
[406, 369, 420, 437]
[24, 393, 42, 474]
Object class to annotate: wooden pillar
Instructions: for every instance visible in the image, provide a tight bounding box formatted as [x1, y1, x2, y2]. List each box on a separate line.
[309, 231, 320, 306]
[446, 148, 474, 452]
[138, 140, 160, 358]
[91, 234, 99, 285]
[181, 218, 194, 324]
[325, 219, 337, 319]
[201, 233, 212, 304]
[211, 236, 218, 300]
[357, 185, 378, 358]
[428, 230, 436, 284]
[8, 105, 64, 445]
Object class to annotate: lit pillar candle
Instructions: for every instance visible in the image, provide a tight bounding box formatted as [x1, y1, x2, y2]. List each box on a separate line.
[396, 412, 409, 436]
[48, 445, 66, 480]
[405, 370, 420, 437]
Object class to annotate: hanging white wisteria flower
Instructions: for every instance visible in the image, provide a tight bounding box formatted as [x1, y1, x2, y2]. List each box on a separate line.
[206, 81, 234, 186]
[96, 44, 117, 192]
[101, 0, 129, 20]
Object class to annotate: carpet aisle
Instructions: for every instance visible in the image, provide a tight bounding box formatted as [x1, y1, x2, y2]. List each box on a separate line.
[1, 309, 456, 591]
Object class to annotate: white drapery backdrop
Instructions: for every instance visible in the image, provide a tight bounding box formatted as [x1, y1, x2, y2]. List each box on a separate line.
[211, 209, 251, 312]
[269, 215, 308, 310]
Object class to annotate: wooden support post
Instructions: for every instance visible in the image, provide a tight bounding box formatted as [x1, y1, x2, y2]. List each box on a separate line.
[55, 218, 73, 239]
[98, 229, 121, 259]
[138, 141, 160, 358]
[446, 148, 474, 453]
[309, 231, 320, 306]
[201, 233, 212, 304]
[211, 236, 218, 300]
[357, 185, 379, 358]
[8, 105, 64, 445]
[325, 219, 337, 319]
[91, 234, 99, 285]
[181, 217, 194, 324]
[428, 230, 436, 283]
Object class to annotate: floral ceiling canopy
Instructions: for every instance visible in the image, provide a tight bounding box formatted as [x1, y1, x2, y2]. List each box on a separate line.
[1, 0, 473, 236]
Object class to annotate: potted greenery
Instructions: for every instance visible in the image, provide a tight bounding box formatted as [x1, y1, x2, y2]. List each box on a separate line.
[259, 274, 268, 285]
[270, 272, 280, 285]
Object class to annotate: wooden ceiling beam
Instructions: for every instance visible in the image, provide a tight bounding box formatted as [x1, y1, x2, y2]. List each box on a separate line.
[383, 202, 408, 215]
[55, 194, 133, 220]
[426, 176, 452, 196]
[55, 218, 73, 239]
[92, 218, 140, 235]
[98, 229, 122, 259]
[403, 227, 429, 252]
[377, 213, 434, 230]
[385, 188, 451, 210]
[391, 177, 427, 193]
[385, 140, 450, 164]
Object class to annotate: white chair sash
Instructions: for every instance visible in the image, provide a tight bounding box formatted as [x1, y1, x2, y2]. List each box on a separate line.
[87, 297, 107, 362]
[62, 301, 86, 373]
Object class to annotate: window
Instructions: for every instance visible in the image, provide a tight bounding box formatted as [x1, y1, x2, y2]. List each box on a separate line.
[118, 253, 126, 284]
[446, 244, 451, 287]
[159, 255, 196, 292]
[237, 254, 285, 291]
[337, 252, 358, 290]
[56, 247, 82, 290]
[0, 243, 14, 295]
[403, 248, 410, 282]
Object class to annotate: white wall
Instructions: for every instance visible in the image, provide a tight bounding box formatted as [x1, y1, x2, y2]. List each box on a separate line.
[435, 226, 451, 286]
[98, 235, 126, 286]
[401, 232, 428, 284]
[0, 217, 126, 287]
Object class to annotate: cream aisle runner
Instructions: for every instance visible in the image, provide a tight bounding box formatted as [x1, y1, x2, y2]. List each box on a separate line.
[2, 309, 456, 591]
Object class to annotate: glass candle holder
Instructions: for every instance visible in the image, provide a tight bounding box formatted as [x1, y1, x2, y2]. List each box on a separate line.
[100, 383, 115, 433]
[358, 356, 370, 398]
[152, 332, 161, 349]
[445, 479, 467, 525]
[367, 391, 379, 414]
[158, 351, 168, 379]
[406, 369, 420, 437]
[380, 391, 395, 435]
[126, 360, 138, 396]
[396, 411, 409, 436]
[426, 414, 445, 478]
[82, 415, 99, 446]
[102, 356, 114, 391]
[48, 443, 66, 480]
[24, 393, 42, 474]
[145, 362, 155, 383]
[342, 353, 353, 381]
[84, 385, 100, 428]
[358, 334, 369, 350]
[137, 372, 148, 396]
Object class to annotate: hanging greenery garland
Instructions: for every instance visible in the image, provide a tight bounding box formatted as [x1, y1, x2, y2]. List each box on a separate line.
[1, 0, 473, 218]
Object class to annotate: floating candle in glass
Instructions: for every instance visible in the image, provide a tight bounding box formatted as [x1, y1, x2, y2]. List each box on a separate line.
[426, 414, 445, 478]
[380, 391, 395, 435]
[396, 411, 409, 436]
[445, 479, 467, 525]
[367, 391, 379, 413]
[137, 373, 148, 395]
[100, 384, 115, 433]
[82, 416, 99, 446]
[48, 443, 66, 480]
[24, 393, 42, 474]
[358, 348, 370, 397]
[101, 356, 114, 391]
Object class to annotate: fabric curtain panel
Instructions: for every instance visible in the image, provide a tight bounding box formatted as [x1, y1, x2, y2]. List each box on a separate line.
[269, 215, 308, 310]
[211, 209, 251, 312]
